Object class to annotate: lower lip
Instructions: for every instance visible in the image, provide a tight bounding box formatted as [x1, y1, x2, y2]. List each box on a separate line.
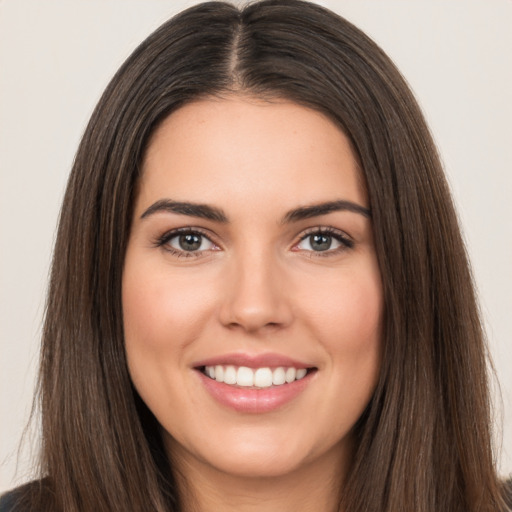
[197, 370, 314, 413]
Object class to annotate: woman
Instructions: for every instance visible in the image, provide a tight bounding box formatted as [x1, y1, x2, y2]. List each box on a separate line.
[1, 1, 509, 510]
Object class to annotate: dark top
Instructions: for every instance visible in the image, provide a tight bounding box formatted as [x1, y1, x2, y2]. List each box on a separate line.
[0, 493, 17, 512]
[0, 484, 28, 512]
[1, 477, 512, 511]
[0, 480, 49, 512]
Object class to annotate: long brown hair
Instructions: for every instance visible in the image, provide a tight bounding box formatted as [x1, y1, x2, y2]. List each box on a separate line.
[19, 1, 507, 510]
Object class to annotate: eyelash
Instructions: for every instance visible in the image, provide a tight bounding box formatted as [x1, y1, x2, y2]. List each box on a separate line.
[154, 227, 216, 259]
[154, 226, 354, 259]
[296, 227, 354, 257]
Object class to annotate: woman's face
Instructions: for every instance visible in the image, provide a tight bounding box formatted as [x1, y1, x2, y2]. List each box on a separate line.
[123, 96, 382, 479]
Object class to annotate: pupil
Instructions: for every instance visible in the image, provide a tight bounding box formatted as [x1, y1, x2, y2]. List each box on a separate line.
[179, 234, 201, 251]
[311, 234, 331, 251]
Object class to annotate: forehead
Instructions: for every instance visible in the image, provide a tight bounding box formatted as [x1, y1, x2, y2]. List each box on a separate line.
[138, 96, 367, 216]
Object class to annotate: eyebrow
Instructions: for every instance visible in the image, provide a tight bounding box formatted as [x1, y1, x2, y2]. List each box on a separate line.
[281, 200, 371, 223]
[140, 198, 371, 223]
[140, 199, 229, 222]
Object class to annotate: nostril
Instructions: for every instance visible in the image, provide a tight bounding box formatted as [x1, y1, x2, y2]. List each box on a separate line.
[225, 320, 284, 333]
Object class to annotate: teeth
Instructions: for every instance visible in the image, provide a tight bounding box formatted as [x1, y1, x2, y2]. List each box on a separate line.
[285, 367, 296, 383]
[272, 367, 286, 385]
[254, 368, 273, 388]
[296, 368, 307, 380]
[214, 365, 224, 382]
[223, 365, 237, 385]
[237, 366, 254, 387]
[203, 365, 310, 388]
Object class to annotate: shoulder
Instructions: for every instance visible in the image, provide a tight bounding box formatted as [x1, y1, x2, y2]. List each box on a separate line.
[0, 480, 50, 512]
[504, 477, 512, 510]
[0, 486, 26, 512]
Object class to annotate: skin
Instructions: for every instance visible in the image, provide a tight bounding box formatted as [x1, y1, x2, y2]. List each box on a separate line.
[122, 96, 383, 512]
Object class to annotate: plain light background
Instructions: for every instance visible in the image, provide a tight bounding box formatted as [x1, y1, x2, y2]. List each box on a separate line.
[1, 0, 511, 493]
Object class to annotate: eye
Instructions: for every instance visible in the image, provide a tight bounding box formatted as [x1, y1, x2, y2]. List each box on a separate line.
[156, 228, 218, 257]
[295, 228, 353, 254]
[169, 232, 213, 252]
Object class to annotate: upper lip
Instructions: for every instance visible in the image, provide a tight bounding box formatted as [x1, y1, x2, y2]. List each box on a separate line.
[193, 352, 315, 370]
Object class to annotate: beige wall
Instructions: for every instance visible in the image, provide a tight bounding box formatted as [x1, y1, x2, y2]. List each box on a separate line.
[1, 0, 511, 491]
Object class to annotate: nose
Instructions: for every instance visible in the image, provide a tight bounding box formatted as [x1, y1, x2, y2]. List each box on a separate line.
[218, 246, 293, 333]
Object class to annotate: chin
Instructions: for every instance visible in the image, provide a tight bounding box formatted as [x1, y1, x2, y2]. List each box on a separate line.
[165, 425, 349, 481]
[202, 448, 309, 479]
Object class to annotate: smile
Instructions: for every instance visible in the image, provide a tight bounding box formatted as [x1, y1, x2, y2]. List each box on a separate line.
[196, 363, 317, 413]
[202, 365, 309, 389]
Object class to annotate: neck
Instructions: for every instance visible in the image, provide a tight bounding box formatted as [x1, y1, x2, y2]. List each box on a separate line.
[168, 440, 351, 512]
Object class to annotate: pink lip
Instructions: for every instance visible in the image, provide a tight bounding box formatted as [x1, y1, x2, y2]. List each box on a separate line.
[193, 352, 313, 370]
[195, 369, 316, 414]
[193, 353, 317, 413]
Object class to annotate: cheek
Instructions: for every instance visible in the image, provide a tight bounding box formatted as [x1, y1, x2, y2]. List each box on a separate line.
[313, 267, 383, 424]
[297, 260, 383, 405]
[122, 262, 215, 353]
[329, 283, 382, 350]
[121, 258, 220, 413]
[300, 265, 383, 350]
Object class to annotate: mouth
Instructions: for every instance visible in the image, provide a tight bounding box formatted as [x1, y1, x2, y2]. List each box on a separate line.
[192, 353, 318, 413]
[198, 365, 316, 389]
[195, 360, 318, 413]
